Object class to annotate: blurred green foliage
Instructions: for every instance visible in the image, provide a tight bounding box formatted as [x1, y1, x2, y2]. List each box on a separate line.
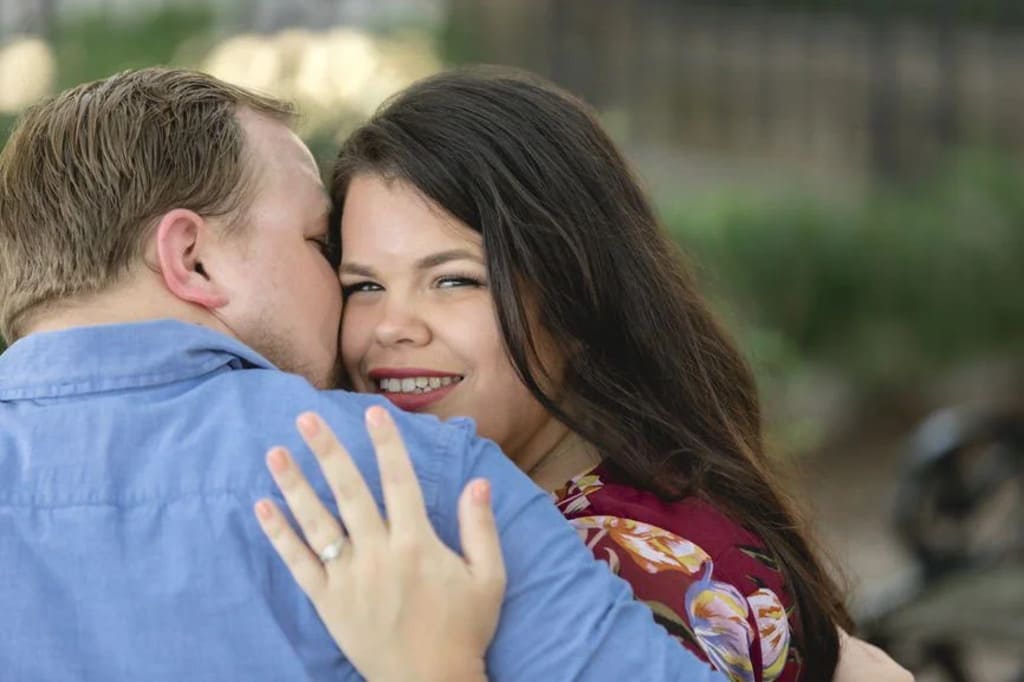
[51, 4, 217, 89]
[666, 150, 1024, 393]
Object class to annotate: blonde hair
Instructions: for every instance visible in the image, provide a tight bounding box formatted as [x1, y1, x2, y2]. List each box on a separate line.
[0, 67, 295, 341]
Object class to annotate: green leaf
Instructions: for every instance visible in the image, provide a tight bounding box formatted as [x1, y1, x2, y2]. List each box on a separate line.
[737, 545, 780, 572]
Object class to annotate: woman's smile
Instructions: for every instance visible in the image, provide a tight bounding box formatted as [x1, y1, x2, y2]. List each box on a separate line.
[368, 367, 464, 412]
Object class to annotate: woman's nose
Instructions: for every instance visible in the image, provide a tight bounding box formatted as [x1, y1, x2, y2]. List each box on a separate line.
[373, 298, 431, 347]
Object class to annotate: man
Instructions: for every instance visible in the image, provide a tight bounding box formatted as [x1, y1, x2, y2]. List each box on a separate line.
[0, 68, 722, 681]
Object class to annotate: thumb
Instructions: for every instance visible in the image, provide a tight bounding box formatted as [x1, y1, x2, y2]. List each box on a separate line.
[457, 478, 506, 594]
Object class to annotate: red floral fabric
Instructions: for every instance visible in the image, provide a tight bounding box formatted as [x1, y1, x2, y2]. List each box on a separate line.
[552, 463, 802, 682]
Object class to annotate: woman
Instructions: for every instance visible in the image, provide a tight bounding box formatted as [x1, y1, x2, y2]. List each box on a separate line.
[256, 67, 911, 681]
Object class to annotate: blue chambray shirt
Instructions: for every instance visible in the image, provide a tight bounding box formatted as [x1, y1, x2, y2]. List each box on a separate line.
[0, 320, 724, 682]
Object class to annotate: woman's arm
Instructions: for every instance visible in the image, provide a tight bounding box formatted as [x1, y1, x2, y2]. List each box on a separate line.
[834, 629, 914, 682]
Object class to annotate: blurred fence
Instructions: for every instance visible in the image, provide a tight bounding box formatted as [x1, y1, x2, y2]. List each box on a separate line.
[446, 0, 1024, 182]
[6, 0, 1023, 182]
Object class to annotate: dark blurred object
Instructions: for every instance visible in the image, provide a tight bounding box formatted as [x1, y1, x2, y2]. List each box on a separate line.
[861, 406, 1024, 681]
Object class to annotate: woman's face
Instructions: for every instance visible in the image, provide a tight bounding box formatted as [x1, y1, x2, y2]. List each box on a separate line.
[338, 173, 558, 462]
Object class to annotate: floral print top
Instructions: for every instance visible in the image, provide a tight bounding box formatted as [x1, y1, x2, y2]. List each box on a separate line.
[552, 463, 802, 682]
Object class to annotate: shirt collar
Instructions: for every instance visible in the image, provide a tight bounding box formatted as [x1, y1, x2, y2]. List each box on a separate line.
[0, 319, 278, 400]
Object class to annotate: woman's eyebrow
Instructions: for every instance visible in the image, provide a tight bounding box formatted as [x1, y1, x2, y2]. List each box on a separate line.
[339, 249, 482, 277]
[415, 249, 483, 270]
[339, 263, 376, 277]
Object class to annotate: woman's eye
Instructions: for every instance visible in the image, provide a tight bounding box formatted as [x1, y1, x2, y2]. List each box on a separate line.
[436, 276, 484, 289]
[341, 281, 383, 297]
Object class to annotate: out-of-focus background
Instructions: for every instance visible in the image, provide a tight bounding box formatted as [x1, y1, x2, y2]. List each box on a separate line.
[2, 1, 1022, 678]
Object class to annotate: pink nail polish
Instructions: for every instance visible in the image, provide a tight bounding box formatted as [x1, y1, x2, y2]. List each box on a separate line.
[267, 448, 288, 474]
[297, 413, 319, 437]
[472, 480, 491, 504]
[255, 500, 273, 520]
[366, 406, 386, 428]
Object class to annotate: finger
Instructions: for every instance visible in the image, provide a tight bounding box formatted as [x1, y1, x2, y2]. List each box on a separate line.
[265, 446, 346, 559]
[365, 406, 429, 539]
[253, 498, 326, 598]
[296, 412, 386, 546]
[457, 479, 506, 594]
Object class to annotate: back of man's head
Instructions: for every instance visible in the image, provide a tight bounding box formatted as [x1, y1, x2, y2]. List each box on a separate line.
[0, 67, 294, 343]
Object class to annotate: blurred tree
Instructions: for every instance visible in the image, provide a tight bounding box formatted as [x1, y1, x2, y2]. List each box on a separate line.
[51, 4, 217, 90]
[665, 149, 1024, 395]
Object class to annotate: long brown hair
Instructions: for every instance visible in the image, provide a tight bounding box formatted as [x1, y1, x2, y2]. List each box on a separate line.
[333, 66, 853, 679]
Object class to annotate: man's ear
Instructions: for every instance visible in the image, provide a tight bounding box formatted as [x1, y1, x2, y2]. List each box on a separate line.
[150, 209, 230, 309]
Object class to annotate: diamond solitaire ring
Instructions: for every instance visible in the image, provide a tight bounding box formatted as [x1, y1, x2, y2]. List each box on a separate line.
[317, 536, 345, 564]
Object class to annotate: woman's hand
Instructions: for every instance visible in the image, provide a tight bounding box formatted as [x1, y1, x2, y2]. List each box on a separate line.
[834, 628, 914, 682]
[253, 406, 506, 682]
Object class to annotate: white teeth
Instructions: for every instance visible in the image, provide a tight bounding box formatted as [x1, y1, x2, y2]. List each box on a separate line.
[376, 375, 462, 394]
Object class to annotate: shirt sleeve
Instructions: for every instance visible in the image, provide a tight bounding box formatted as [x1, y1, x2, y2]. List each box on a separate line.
[436, 419, 728, 682]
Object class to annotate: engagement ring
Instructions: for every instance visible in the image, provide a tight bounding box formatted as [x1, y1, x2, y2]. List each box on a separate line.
[317, 537, 345, 564]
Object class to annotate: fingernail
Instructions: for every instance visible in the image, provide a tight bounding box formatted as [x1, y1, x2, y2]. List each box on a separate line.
[471, 479, 491, 505]
[297, 413, 319, 437]
[255, 500, 273, 520]
[365, 405, 387, 429]
[267, 448, 289, 474]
